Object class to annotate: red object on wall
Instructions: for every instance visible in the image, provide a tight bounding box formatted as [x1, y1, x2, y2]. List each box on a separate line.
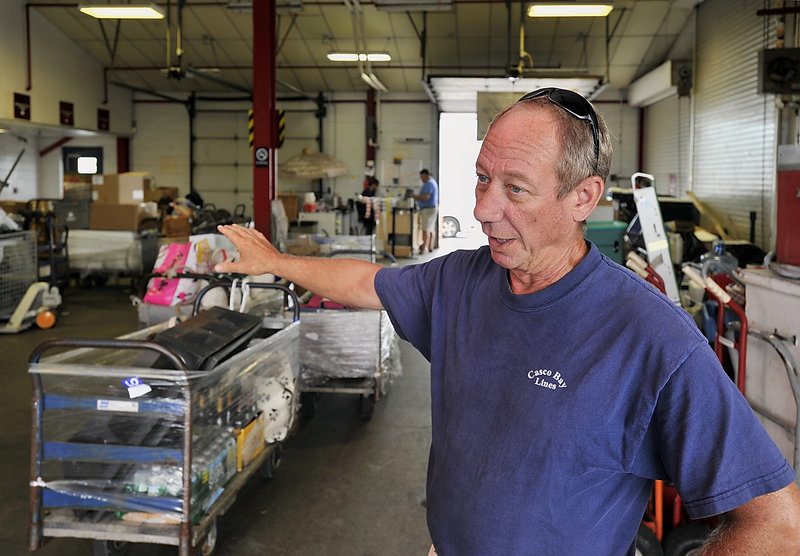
[777, 170, 800, 265]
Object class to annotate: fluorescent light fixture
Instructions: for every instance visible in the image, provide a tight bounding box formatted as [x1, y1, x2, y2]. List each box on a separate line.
[528, 2, 613, 17]
[79, 4, 166, 19]
[328, 52, 391, 62]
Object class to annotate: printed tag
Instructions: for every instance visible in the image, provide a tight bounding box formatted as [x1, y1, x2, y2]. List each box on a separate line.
[97, 399, 139, 413]
[122, 376, 152, 399]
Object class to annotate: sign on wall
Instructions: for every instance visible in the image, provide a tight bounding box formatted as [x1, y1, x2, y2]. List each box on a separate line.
[98, 108, 110, 131]
[14, 93, 30, 120]
[60, 101, 74, 126]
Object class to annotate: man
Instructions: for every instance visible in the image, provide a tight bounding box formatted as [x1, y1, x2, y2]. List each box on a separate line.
[216, 88, 800, 555]
[414, 169, 439, 253]
[359, 177, 379, 235]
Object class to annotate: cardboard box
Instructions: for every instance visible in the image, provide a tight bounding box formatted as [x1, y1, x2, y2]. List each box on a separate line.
[90, 202, 158, 231]
[144, 187, 179, 203]
[278, 193, 299, 221]
[92, 172, 154, 205]
[162, 214, 192, 237]
[286, 235, 320, 256]
[235, 412, 266, 472]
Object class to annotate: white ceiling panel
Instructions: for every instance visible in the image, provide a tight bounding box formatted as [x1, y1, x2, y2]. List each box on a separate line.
[31, 0, 703, 100]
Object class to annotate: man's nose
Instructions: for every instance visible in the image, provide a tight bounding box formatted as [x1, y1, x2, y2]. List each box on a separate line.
[474, 184, 503, 223]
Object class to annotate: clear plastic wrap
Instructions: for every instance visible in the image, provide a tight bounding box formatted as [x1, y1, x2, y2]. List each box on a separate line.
[29, 317, 299, 532]
[298, 309, 401, 387]
[326, 234, 375, 258]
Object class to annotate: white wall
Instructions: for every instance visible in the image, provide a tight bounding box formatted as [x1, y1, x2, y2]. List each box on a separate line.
[0, 1, 133, 202]
[130, 91, 438, 215]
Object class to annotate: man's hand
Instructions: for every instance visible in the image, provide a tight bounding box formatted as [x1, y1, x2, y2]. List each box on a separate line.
[215, 224, 282, 275]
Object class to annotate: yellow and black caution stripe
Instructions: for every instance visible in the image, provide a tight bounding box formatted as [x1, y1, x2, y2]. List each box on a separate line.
[276, 108, 285, 148]
[248, 108, 254, 150]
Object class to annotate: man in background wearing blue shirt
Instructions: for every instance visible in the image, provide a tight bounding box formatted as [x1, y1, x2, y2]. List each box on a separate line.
[414, 169, 439, 254]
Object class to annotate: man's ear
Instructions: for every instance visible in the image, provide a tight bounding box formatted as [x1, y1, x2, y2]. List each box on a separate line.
[570, 176, 605, 222]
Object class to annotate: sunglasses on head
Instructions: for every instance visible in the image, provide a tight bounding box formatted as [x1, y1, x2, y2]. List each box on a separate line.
[517, 87, 600, 175]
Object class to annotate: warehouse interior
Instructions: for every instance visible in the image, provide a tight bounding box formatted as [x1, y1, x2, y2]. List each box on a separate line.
[2, 0, 800, 554]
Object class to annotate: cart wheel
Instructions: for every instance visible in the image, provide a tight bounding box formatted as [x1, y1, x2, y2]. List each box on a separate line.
[259, 444, 282, 480]
[35, 310, 56, 329]
[300, 392, 317, 418]
[636, 523, 664, 556]
[195, 517, 218, 556]
[92, 539, 130, 556]
[358, 394, 375, 421]
[663, 523, 711, 556]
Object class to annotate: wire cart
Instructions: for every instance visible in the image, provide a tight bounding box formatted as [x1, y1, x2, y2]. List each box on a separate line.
[29, 284, 301, 556]
[297, 238, 402, 420]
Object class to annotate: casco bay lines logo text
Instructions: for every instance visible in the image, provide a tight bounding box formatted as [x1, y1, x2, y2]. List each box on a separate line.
[527, 369, 567, 390]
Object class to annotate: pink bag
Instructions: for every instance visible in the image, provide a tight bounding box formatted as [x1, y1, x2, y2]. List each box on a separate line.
[143, 243, 192, 306]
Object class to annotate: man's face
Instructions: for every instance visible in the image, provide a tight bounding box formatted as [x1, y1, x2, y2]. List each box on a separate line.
[473, 105, 583, 288]
[420, 173, 428, 183]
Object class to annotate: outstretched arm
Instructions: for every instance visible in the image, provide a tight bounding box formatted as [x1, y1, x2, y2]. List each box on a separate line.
[214, 224, 384, 310]
[695, 483, 800, 555]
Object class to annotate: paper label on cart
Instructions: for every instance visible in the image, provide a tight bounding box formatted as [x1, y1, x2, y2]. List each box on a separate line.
[97, 399, 139, 413]
[122, 376, 152, 399]
[647, 239, 669, 252]
[718, 336, 735, 349]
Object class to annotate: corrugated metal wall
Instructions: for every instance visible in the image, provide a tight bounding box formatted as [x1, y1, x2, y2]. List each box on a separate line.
[643, 95, 692, 197]
[692, 0, 776, 248]
[597, 100, 641, 190]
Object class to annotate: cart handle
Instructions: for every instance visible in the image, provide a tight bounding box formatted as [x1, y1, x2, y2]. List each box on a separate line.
[682, 265, 731, 304]
[29, 337, 188, 370]
[192, 281, 300, 321]
[327, 249, 397, 264]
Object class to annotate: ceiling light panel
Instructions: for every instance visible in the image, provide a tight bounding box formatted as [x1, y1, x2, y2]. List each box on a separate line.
[79, 4, 166, 19]
[327, 52, 392, 62]
[528, 2, 613, 17]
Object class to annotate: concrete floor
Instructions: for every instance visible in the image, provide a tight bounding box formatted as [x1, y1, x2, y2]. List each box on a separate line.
[1, 232, 486, 556]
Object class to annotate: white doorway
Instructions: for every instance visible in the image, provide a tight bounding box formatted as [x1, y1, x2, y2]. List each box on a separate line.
[438, 113, 486, 249]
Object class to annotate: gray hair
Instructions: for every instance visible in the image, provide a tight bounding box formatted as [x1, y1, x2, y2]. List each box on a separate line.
[490, 96, 613, 199]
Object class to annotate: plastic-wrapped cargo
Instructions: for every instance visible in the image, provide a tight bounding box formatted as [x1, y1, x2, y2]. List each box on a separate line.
[298, 309, 401, 388]
[29, 312, 299, 546]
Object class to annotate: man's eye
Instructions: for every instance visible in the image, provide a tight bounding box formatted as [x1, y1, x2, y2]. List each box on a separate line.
[509, 184, 523, 194]
[476, 174, 489, 183]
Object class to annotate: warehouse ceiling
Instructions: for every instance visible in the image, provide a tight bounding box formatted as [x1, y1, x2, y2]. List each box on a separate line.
[30, 0, 704, 104]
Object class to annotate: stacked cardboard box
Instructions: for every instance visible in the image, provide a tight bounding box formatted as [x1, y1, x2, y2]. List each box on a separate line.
[90, 172, 158, 231]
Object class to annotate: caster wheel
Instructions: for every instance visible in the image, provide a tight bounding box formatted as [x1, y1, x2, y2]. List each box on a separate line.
[636, 523, 663, 556]
[195, 517, 218, 556]
[358, 394, 375, 421]
[664, 523, 711, 556]
[259, 444, 282, 480]
[92, 539, 129, 556]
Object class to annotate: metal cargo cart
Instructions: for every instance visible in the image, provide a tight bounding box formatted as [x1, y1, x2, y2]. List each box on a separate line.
[0, 230, 61, 333]
[297, 240, 401, 421]
[29, 284, 300, 556]
[67, 222, 160, 289]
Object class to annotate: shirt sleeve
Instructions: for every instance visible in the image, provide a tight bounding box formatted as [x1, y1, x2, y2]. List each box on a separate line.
[649, 343, 795, 518]
[374, 263, 438, 360]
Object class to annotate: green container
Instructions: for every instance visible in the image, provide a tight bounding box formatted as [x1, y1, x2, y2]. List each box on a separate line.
[586, 221, 627, 264]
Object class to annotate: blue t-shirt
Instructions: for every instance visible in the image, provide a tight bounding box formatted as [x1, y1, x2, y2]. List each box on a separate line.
[374, 244, 794, 556]
[418, 177, 439, 208]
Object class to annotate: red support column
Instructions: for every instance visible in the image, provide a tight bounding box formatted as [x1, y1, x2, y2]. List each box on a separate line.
[252, 0, 278, 238]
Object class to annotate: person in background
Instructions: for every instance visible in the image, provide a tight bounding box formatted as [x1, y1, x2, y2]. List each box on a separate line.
[414, 169, 439, 253]
[358, 177, 379, 235]
[215, 88, 800, 555]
